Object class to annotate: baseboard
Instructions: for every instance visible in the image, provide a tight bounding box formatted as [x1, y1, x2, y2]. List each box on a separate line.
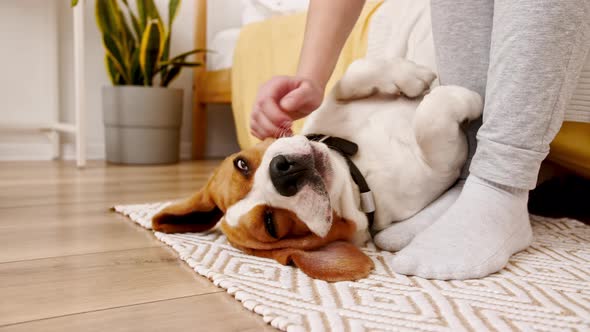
[62, 141, 193, 161]
[0, 142, 55, 161]
[0, 141, 193, 161]
[61, 142, 107, 160]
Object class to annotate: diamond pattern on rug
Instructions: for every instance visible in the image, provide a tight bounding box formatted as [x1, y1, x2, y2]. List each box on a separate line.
[113, 203, 590, 332]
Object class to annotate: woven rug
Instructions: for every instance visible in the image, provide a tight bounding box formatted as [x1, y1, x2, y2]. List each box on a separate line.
[114, 202, 590, 332]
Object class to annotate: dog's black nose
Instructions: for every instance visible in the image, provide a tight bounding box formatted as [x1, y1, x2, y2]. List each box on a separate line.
[269, 154, 310, 197]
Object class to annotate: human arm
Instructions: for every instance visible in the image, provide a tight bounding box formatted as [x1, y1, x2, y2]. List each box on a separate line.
[250, 0, 366, 139]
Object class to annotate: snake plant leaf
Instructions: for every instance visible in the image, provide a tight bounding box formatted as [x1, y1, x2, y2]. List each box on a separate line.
[119, 9, 137, 52]
[137, 0, 162, 31]
[161, 65, 182, 87]
[174, 62, 202, 67]
[105, 55, 121, 85]
[136, 0, 147, 30]
[96, 0, 201, 87]
[147, 0, 162, 22]
[169, 0, 181, 28]
[163, 49, 208, 65]
[161, 61, 202, 68]
[160, 2, 179, 80]
[106, 53, 128, 85]
[103, 34, 131, 83]
[95, 0, 124, 37]
[120, 0, 142, 42]
[139, 19, 164, 86]
[130, 48, 142, 85]
[160, 34, 171, 81]
[120, 0, 137, 40]
[158, 62, 201, 87]
[161, 0, 181, 65]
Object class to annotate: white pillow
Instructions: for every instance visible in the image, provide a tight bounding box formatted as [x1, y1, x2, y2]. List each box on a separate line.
[241, 0, 309, 25]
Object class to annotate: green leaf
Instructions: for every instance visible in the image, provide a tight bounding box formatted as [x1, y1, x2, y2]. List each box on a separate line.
[95, 0, 123, 36]
[95, 0, 197, 87]
[161, 0, 181, 72]
[160, 61, 202, 68]
[106, 53, 128, 84]
[139, 19, 163, 86]
[105, 55, 117, 84]
[119, 9, 136, 51]
[137, 0, 161, 31]
[160, 35, 171, 81]
[161, 65, 181, 87]
[105, 55, 120, 85]
[71, 0, 79, 7]
[102, 34, 131, 83]
[136, 0, 147, 30]
[158, 49, 206, 84]
[165, 48, 208, 64]
[130, 48, 142, 85]
[169, 0, 181, 28]
[146, 0, 162, 22]
[120, 0, 142, 42]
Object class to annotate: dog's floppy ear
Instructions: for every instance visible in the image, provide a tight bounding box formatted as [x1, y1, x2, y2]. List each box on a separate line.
[273, 241, 374, 282]
[152, 187, 223, 234]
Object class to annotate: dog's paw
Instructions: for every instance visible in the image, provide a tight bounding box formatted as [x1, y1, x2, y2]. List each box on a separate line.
[388, 59, 437, 98]
[334, 59, 385, 100]
[427, 85, 483, 121]
[334, 58, 436, 101]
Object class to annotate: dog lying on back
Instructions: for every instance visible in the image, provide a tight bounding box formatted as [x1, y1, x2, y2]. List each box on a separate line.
[153, 58, 483, 281]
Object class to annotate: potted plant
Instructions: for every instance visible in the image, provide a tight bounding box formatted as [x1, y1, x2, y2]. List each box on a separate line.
[73, 0, 203, 164]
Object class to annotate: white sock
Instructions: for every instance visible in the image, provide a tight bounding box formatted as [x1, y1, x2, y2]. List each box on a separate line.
[374, 181, 463, 251]
[390, 175, 533, 280]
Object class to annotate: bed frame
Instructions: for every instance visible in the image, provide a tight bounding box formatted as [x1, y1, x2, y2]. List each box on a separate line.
[193, 0, 233, 159]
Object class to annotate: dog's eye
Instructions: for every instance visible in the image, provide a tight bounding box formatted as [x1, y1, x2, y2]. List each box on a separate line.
[233, 157, 250, 175]
[264, 209, 278, 239]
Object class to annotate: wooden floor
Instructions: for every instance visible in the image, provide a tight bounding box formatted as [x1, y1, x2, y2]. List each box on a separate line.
[0, 161, 275, 332]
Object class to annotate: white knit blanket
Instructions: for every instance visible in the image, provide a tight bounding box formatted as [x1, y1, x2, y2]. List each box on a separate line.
[114, 202, 590, 331]
[367, 0, 590, 123]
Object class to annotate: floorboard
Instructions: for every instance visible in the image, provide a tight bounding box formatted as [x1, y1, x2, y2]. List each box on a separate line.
[0, 247, 219, 326]
[0, 293, 275, 332]
[0, 161, 275, 330]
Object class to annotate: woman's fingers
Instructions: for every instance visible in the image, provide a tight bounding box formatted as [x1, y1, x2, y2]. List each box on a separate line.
[250, 76, 324, 139]
[251, 99, 293, 139]
[280, 81, 323, 115]
[280, 85, 311, 111]
[260, 98, 292, 128]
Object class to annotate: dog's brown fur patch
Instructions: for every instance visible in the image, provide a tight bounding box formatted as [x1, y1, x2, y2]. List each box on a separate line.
[152, 138, 374, 281]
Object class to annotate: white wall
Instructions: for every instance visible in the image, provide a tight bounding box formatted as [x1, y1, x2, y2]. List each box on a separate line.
[0, 0, 60, 159]
[0, 0, 241, 160]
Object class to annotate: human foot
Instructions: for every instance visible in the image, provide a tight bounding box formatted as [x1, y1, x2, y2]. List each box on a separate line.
[374, 182, 463, 251]
[390, 175, 533, 280]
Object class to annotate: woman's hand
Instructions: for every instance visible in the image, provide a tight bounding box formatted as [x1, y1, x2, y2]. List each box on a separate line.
[249, 0, 365, 139]
[250, 76, 324, 139]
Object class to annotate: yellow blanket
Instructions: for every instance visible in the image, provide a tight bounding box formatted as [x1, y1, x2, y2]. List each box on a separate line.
[231, 1, 383, 149]
[549, 122, 590, 178]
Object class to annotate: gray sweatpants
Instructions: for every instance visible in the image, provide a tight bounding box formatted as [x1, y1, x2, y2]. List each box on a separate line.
[431, 0, 590, 189]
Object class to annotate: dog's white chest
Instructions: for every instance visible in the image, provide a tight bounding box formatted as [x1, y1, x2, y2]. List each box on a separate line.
[301, 58, 481, 234]
[303, 96, 437, 230]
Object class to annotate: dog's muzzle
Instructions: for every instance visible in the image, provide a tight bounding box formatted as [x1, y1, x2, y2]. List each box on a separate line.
[269, 154, 313, 197]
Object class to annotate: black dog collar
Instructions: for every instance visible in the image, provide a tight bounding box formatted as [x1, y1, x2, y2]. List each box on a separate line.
[306, 134, 376, 229]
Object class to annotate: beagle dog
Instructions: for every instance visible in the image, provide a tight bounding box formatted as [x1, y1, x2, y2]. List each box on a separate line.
[153, 58, 483, 281]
